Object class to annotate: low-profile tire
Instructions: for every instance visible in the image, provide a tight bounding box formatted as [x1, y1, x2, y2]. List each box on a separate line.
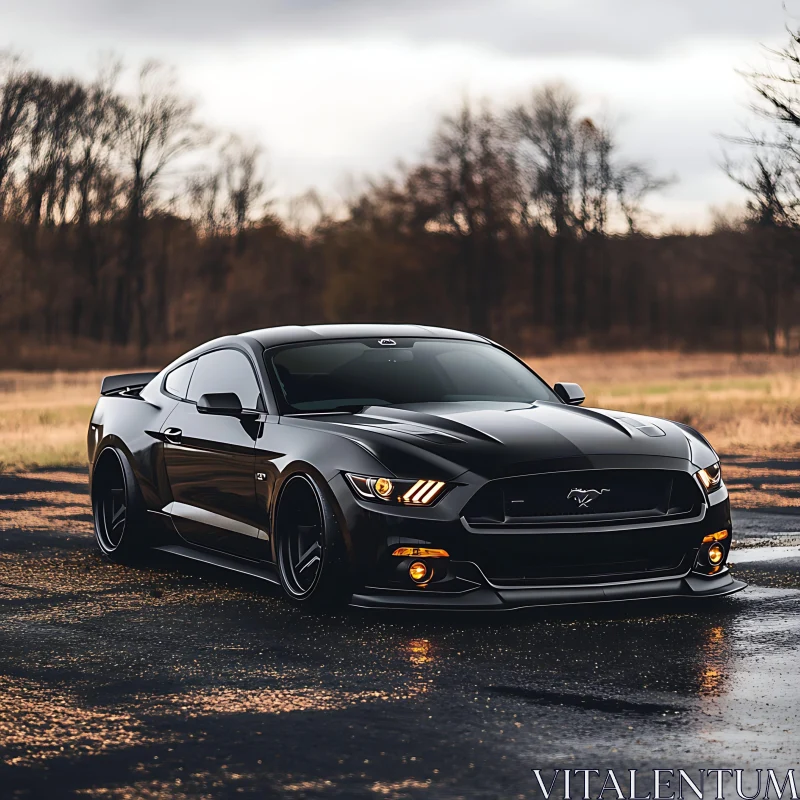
[91, 447, 149, 563]
[275, 473, 352, 608]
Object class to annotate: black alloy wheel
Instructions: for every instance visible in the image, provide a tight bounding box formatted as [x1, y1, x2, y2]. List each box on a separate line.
[276, 474, 350, 606]
[92, 447, 145, 561]
[277, 475, 325, 597]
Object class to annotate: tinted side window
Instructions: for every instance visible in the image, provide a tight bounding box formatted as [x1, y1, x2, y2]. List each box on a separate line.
[164, 360, 197, 399]
[187, 349, 262, 410]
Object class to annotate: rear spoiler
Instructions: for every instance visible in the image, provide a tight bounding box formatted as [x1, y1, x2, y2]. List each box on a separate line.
[100, 372, 159, 397]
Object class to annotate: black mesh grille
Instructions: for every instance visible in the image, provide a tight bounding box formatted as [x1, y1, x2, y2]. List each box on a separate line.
[463, 469, 702, 527]
[461, 469, 704, 584]
[465, 526, 698, 584]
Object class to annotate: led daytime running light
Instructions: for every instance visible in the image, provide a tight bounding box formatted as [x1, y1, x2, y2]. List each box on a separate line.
[402, 480, 445, 505]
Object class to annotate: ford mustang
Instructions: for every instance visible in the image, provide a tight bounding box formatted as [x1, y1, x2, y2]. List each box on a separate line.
[87, 324, 745, 609]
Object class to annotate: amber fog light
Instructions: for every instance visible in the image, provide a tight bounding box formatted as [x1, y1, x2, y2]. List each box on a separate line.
[708, 544, 725, 565]
[408, 561, 429, 583]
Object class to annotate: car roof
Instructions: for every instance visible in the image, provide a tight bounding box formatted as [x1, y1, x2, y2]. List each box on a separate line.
[240, 324, 488, 348]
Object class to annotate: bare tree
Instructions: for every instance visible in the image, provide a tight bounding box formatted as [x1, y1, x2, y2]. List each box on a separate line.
[22, 75, 83, 229]
[724, 16, 800, 351]
[724, 146, 798, 351]
[188, 168, 223, 237]
[13, 75, 85, 336]
[408, 100, 516, 336]
[74, 61, 124, 226]
[574, 118, 616, 334]
[510, 84, 578, 344]
[510, 88, 667, 343]
[0, 54, 34, 220]
[114, 60, 202, 352]
[740, 21, 800, 134]
[725, 148, 796, 225]
[70, 62, 125, 338]
[221, 136, 267, 252]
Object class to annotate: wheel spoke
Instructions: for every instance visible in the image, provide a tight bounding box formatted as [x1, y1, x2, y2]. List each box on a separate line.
[110, 490, 126, 523]
[295, 542, 321, 574]
[111, 504, 126, 527]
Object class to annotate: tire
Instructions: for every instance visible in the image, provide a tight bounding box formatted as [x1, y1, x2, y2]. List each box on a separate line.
[91, 447, 149, 563]
[275, 473, 352, 608]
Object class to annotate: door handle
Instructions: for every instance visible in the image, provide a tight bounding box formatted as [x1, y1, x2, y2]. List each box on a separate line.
[163, 427, 182, 445]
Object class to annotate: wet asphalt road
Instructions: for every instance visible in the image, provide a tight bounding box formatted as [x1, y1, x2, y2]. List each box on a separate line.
[1, 467, 800, 799]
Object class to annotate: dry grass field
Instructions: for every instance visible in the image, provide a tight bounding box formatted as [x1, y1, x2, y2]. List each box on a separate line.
[0, 371, 107, 471]
[1, 352, 799, 472]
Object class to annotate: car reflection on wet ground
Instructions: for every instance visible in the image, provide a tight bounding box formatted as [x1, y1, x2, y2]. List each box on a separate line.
[1, 466, 800, 799]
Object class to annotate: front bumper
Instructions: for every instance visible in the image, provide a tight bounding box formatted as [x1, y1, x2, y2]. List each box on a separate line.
[330, 465, 747, 611]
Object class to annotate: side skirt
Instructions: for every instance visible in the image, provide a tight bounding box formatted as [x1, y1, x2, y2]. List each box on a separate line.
[153, 544, 280, 585]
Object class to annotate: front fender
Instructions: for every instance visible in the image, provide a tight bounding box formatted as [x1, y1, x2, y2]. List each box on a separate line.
[671, 421, 720, 469]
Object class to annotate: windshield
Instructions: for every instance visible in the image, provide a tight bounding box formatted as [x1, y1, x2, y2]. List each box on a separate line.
[267, 338, 557, 413]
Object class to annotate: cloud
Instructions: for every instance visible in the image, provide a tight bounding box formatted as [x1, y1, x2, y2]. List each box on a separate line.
[7, 0, 791, 57]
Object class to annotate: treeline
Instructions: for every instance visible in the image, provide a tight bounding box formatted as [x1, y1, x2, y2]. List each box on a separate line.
[0, 47, 798, 368]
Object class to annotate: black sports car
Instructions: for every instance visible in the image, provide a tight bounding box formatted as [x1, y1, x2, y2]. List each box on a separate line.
[87, 324, 745, 609]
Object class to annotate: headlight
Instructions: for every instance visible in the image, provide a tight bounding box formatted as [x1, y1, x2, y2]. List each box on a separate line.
[346, 474, 448, 506]
[696, 462, 722, 492]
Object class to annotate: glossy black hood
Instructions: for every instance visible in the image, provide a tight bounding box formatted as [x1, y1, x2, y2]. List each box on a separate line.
[288, 401, 716, 481]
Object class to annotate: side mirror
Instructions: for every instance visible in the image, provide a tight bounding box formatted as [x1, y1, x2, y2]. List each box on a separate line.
[197, 392, 244, 417]
[554, 382, 585, 406]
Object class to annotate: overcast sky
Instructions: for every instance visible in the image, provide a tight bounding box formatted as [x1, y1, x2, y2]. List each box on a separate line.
[3, 0, 797, 228]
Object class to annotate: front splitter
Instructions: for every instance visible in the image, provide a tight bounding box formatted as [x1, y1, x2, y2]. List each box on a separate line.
[349, 570, 747, 610]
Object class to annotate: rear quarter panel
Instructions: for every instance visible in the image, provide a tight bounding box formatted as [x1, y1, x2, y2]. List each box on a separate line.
[88, 387, 178, 511]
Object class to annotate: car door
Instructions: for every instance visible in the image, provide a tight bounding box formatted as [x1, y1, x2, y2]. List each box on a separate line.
[161, 348, 265, 558]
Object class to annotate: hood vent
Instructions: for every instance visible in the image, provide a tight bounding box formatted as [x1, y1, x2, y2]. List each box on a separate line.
[617, 417, 666, 437]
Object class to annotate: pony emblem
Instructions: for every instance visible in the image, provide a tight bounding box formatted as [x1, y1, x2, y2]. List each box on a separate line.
[568, 488, 610, 508]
